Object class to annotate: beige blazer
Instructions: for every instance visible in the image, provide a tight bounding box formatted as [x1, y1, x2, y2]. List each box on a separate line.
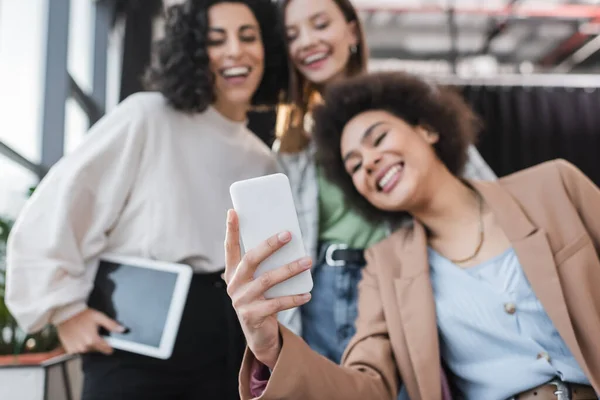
[239, 159, 600, 400]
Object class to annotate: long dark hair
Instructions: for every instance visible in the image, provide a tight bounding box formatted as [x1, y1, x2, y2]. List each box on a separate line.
[275, 0, 368, 152]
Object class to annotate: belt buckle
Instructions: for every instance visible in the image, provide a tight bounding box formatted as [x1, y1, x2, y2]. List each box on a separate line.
[548, 378, 571, 400]
[325, 243, 348, 267]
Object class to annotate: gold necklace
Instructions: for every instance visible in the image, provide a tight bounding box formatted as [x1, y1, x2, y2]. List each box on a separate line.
[449, 193, 484, 264]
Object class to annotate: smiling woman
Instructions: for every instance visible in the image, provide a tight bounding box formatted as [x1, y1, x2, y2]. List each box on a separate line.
[276, 0, 367, 153]
[226, 70, 600, 400]
[271, 0, 497, 379]
[316, 72, 479, 225]
[5, 1, 287, 400]
[206, 3, 266, 121]
[145, 0, 287, 116]
[283, 0, 361, 87]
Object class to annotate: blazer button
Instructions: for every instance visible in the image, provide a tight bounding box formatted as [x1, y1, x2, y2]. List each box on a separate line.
[537, 352, 551, 362]
[504, 302, 517, 314]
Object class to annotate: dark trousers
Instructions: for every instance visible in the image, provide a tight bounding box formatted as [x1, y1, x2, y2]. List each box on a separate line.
[81, 271, 245, 400]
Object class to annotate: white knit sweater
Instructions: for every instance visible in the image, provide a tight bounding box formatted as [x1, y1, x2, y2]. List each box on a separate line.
[6, 92, 279, 333]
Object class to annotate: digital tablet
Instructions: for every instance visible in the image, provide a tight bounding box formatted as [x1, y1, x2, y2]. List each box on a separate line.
[87, 254, 193, 359]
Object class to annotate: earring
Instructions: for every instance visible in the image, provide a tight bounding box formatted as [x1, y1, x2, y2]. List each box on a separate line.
[427, 130, 440, 142]
[350, 44, 357, 54]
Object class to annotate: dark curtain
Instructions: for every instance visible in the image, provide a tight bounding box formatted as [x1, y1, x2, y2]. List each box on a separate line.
[459, 85, 600, 186]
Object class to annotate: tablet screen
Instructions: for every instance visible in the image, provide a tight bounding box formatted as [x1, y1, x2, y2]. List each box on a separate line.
[88, 259, 180, 348]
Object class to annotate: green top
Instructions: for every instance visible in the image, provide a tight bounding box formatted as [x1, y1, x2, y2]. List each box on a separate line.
[317, 168, 387, 249]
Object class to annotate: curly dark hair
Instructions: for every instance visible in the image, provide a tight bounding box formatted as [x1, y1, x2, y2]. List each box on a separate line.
[312, 71, 481, 224]
[144, 0, 288, 113]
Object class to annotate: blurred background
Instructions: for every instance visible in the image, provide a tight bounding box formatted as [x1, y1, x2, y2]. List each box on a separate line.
[1, 0, 600, 398]
[1, 0, 600, 218]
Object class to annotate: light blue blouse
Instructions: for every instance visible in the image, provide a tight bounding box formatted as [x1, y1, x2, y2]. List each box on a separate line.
[428, 247, 591, 400]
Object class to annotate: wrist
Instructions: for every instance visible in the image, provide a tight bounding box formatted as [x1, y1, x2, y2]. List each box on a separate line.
[52, 303, 88, 327]
[260, 333, 282, 370]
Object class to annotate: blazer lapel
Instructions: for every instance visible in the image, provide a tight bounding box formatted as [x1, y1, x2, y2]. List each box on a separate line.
[472, 181, 589, 374]
[392, 224, 442, 400]
[387, 180, 590, 399]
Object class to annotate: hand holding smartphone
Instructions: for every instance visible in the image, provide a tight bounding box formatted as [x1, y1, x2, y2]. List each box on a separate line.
[229, 173, 313, 298]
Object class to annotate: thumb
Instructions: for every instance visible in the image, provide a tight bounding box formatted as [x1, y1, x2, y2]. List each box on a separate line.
[93, 311, 127, 333]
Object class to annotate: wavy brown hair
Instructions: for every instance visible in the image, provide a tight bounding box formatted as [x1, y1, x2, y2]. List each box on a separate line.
[275, 0, 368, 153]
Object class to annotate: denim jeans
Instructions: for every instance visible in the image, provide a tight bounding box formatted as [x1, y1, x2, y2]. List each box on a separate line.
[301, 243, 411, 400]
[301, 243, 364, 364]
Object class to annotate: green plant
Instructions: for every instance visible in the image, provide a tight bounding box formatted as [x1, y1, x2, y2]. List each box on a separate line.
[0, 215, 60, 358]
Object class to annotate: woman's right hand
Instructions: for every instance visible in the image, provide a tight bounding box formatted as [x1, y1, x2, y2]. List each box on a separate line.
[57, 308, 126, 355]
[223, 209, 312, 370]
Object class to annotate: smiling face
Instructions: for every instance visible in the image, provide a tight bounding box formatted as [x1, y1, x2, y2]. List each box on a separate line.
[207, 3, 265, 118]
[284, 0, 358, 86]
[340, 110, 443, 212]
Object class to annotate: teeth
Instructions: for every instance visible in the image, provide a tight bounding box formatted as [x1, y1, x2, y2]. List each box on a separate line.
[303, 53, 328, 65]
[222, 66, 249, 77]
[378, 164, 402, 189]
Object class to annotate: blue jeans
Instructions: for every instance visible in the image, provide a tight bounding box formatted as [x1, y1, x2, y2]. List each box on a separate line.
[301, 243, 411, 400]
[301, 243, 364, 364]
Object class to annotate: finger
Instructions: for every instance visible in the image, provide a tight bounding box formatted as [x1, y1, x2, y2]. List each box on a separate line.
[224, 209, 241, 285]
[57, 330, 79, 354]
[238, 293, 312, 329]
[65, 344, 80, 354]
[93, 311, 126, 333]
[235, 257, 312, 305]
[91, 337, 113, 355]
[62, 341, 77, 354]
[233, 230, 292, 284]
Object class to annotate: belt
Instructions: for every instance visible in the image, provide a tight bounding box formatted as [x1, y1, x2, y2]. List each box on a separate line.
[320, 243, 366, 267]
[515, 379, 596, 400]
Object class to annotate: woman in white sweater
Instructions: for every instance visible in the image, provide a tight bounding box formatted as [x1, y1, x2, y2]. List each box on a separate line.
[5, 1, 287, 399]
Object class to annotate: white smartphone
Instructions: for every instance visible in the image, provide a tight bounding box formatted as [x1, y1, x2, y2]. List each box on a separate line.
[230, 173, 313, 298]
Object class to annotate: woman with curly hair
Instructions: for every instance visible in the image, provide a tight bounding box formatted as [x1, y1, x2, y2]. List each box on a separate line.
[5, 1, 287, 399]
[274, 0, 496, 367]
[224, 71, 600, 400]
